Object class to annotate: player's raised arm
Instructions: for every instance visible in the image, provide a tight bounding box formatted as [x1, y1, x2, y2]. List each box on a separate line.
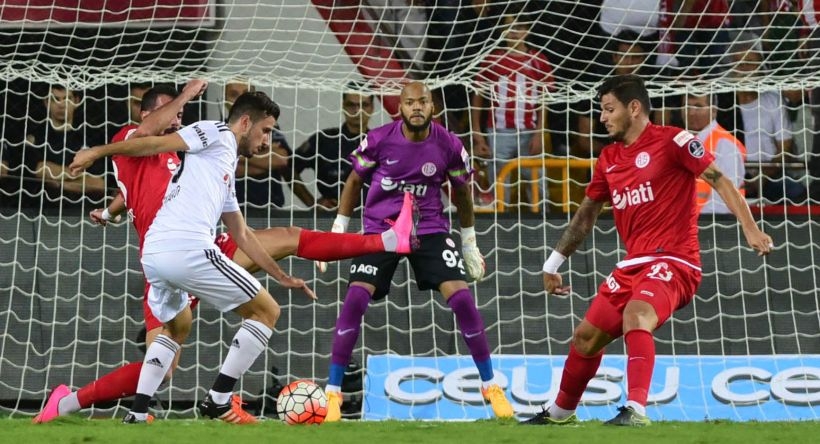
[132, 79, 207, 139]
[69, 132, 188, 175]
[542, 197, 605, 295]
[700, 162, 773, 256]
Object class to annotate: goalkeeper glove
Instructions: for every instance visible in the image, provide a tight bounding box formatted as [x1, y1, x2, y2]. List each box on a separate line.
[460, 226, 485, 282]
[316, 214, 350, 272]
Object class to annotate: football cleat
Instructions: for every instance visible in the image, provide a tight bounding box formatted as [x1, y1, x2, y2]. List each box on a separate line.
[32, 384, 71, 424]
[391, 191, 420, 254]
[604, 405, 651, 427]
[480, 384, 514, 419]
[324, 390, 343, 422]
[199, 394, 258, 424]
[122, 412, 155, 424]
[520, 407, 578, 426]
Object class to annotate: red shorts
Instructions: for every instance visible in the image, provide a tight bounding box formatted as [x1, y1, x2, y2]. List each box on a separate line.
[585, 257, 702, 338]
[143, 233, 239, 331]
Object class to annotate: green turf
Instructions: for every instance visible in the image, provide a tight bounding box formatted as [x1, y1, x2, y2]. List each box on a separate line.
[5, 416, 820, 444]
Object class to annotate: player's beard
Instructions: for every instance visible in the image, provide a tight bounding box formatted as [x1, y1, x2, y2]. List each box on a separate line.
[402, 113, 432, 133]
[237, 134, 253, 157]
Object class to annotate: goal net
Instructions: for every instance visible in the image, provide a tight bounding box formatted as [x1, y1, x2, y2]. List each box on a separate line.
[1, 0, 818, 422]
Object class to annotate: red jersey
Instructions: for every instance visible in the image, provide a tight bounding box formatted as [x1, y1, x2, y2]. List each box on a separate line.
[586, 124, 715, 266]
[800, 0, 819, 27]
[110, 124, 180, 251]
[475, 48, 553, 130]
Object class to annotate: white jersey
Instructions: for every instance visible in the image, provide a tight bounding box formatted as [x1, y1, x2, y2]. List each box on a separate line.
[143, 120, 240, 253]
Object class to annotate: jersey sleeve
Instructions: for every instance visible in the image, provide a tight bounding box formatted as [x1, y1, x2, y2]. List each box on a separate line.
[177, 121, 224, 154]
[222, 176, 241, 214]
[585, 157, 611, 202]
[670, 129, 715, 176]
[446, 134, 472, 189]
[349, 132, 378, 181]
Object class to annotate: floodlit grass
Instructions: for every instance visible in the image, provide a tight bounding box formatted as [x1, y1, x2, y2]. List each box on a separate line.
[5, 416, 820, 444]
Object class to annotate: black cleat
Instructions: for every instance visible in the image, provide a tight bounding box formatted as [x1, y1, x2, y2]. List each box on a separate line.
[603, 406, 651, 427]
[520, 407, 578, 425]
[122, 412, 154, 424]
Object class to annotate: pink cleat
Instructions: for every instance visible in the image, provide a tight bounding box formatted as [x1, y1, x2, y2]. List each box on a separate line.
[392, 191, 419, 254]
[32, 384, 71, 424]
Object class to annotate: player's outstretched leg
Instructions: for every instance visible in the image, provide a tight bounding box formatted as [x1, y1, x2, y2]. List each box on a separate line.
[388, 191, 419, 254]
[32, 384, 71, 423]
[519, 344, 603, 426]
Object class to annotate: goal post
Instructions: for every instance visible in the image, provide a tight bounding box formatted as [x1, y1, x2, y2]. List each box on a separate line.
[0, 1, 818, 421]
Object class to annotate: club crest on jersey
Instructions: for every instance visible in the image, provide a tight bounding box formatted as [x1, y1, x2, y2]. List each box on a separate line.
[446, 238, 456, 248]
[635, 152, 650, 168]
[421, 162, 437, 177]
[167, 158, 178, 172]
[687, 139, 705, 158]
[611, 181, 655, 210]
[380, 177, 428, 197]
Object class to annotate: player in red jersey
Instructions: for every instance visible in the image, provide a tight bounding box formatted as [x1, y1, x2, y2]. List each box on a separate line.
[522, 74, 773, 427]
[33, 81, 417, 424]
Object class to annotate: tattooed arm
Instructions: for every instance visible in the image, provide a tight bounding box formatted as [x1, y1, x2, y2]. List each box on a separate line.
[555, 197, 605, 257]
[542, 197, 605, 295]
[701, 163, 773, 256]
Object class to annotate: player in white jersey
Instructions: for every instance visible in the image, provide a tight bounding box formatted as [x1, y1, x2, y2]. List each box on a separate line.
[70, 91, 310, 424]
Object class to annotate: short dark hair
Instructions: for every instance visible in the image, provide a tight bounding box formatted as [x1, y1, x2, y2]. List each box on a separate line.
[141, 84, 179, 112]
[597, 74, 651, 116]
[227, 91, 280, 123]
[342, 81, 374, 106]
[686, 91, 716, 108]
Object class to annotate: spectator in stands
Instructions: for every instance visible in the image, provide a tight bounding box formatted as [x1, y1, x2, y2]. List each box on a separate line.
[670, 0, 732, 78]
[718, 33, 805, 203]
[422, 0, 503, 134]
[224, 78, 254, 118]
[235, 124, 291, 209]
[220, 79, 289, 209]
[470, 12, 554, 207]
[283, 86, 374, 210]
[685, 92, 746, 214]
[24, 84, 109, 204]
[573, 31, 679, 159]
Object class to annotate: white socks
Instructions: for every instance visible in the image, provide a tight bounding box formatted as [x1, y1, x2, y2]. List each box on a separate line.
[219, 319, 272, 380]
[58, 391, 81, 415]
[136, 335, 180, 398]
[547, 403, 576, 420]
[627, 400, 647, 416]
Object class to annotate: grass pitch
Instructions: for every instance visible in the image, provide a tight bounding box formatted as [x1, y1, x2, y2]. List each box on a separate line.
[5, 416, 819, 444]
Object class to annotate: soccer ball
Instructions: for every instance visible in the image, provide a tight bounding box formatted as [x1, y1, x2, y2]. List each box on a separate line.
[276, 379, 328, 425]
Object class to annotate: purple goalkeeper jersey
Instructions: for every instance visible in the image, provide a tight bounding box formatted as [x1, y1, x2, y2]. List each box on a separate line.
[349, 120, 472, 235]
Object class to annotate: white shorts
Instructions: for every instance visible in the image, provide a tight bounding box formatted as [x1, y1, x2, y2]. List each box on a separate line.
[141, 248, 262, 323]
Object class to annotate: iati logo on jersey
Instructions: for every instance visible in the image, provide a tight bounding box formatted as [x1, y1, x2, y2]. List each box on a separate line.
[380, 177, 428, 196]
[611, 181, 655, 210]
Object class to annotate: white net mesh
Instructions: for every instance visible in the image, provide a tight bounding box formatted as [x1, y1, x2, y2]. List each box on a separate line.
[1, 0, 819, 421]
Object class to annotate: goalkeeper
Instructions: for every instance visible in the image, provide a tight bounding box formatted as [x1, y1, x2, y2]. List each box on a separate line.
[319, 81, 514, 421]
